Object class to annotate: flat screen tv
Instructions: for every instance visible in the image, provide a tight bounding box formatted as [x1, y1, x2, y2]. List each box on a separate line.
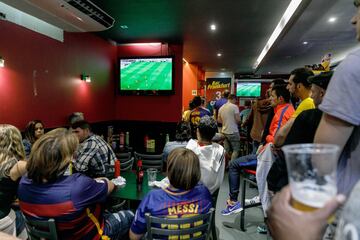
[119, 56, 174, 95]
[236, 82, 261, 98]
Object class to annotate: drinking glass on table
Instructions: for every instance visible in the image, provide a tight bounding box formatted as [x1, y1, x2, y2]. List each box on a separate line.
[282, 144, 339, 212]
[147, 168, 158, 187]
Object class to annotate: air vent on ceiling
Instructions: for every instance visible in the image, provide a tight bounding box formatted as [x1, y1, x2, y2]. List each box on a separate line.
[0, 0, 115, 32]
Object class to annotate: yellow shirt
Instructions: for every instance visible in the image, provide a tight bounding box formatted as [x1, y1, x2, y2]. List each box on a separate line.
[292, 97, 315, 118]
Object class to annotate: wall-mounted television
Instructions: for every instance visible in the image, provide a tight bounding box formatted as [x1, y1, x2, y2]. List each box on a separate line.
[236, 82, 261, 98]
[119, 56, 174, 95]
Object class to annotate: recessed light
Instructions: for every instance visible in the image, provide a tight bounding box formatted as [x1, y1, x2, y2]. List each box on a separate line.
[328, 17, 337, 23]
[303, 41, 308, 45]
[268, 72, 272, 74]
[120, 25, 128, 29]
[221, 68, 226, 71]
[210, 24, 216, 31]
[217, 53, 222, 57]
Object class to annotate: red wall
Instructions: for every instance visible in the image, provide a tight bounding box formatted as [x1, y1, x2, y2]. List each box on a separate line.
[0, 20, 117, 129]
[116, 44, 183, 122]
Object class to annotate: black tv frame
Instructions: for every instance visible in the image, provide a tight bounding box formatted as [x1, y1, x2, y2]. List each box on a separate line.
[118, 56, 175, 96]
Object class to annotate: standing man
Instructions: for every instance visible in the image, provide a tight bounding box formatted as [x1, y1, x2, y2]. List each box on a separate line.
[71, 120, 116, 178]
[274, 68, 314, 146]
[189, 96, 212, 139]
[218, 94, 241, 161]
[214, 90, 230, 131]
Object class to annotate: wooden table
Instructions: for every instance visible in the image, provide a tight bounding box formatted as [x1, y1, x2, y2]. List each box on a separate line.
[111, 171, 165, 201]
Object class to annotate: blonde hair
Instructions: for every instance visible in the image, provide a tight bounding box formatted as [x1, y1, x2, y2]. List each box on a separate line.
[27, 128, 78, 183]
[0, 124, 25, 177]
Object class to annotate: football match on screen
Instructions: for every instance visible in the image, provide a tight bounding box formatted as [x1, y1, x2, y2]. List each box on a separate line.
[120, 58, 173, 91]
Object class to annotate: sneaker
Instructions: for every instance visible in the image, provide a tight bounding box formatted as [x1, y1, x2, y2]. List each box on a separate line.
[221, 201, 243, 216]
[257, 224, 268, 234]
[245, 195, 260, 205]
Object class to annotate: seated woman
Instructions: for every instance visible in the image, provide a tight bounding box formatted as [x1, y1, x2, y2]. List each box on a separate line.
[0, 124, 27, 238]
[22, 120, 44, 158]
[18, 128, 134, 240]
[162, 121, 192, 162]
[129, 148, 213, 240]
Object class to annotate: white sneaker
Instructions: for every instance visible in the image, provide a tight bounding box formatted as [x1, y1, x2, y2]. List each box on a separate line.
[245, 195, 260, 205]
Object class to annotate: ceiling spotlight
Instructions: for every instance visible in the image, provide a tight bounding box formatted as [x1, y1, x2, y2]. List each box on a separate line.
[120, 25, 128, 29]
[210, 24, 216, 31]
[328, 17, 337, 23]
[268, 72, 272, 74]
[221, 68, 226, 71]
[303, 41, 308, 45]
[217, 53, 222, 57]
[0, 56, 4, 68]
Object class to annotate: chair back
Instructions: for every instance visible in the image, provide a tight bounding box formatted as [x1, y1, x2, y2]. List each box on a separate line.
[134, 152, 163, 171]
[145, 208, 214, 240]
[23, 215, 58, 240]
[116, 152, 134, 171]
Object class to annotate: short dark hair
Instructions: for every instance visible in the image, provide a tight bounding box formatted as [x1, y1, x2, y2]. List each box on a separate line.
[197, 116, 217, 142]
[68, 112, 84, 125]
[71, 120, 91, 130]
[27, 128, 79, 183]
[192, 96, 202, 108]
[175, 121, 191, 142]
[355, 0, 360, 7]
[223, 90, 230, 98]
[167, 148, 201, 190]
[290, 68, 314, 89]
[271, 78, 286, 87]
[272, 85, 291, 103]
[228, 94, 237, 100]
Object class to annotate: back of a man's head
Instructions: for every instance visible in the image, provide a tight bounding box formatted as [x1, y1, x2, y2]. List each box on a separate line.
[197, 116, 217, 142]
[192, 96, 202, 108]
[223, 90, 230, 98]
[290, 68, 314, 89]
[71, 120, 91, 130]
[228, 94, 237, 101]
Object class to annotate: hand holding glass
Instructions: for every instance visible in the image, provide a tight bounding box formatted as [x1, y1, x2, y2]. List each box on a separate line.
[282, 144, 339, 212]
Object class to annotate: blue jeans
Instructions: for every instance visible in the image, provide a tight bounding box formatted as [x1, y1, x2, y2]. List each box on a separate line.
[228, 154, 257, 202]
[104, 210, 134, 239]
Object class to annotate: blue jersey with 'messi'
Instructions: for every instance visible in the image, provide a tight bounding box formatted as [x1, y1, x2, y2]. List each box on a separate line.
[131, 184, 212, 236]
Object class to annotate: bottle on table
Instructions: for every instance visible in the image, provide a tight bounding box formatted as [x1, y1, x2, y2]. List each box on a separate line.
[165, 133, 170, 143]
[144, 135, 149, 148]
[136, 159, 144, 185]
[125, 131, 130, 147]
[114, 160, 120, 177]
[119, 132, 125, 149]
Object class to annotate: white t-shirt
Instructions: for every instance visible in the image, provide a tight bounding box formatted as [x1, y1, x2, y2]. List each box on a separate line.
[218, 102, 240, 134]
[186, 139, 225, 194]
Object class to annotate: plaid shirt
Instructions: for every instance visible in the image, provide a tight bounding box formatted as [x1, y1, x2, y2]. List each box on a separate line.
[73, 134, 116, 178]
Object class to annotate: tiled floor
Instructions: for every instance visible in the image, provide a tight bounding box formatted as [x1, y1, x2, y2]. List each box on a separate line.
[214, 173, 270, 240]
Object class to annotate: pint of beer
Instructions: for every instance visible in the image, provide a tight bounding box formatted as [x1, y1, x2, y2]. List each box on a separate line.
[282, 144, 339, 212]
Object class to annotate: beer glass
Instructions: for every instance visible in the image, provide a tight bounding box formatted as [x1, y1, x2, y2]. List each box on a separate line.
[282, 144, 339, 212]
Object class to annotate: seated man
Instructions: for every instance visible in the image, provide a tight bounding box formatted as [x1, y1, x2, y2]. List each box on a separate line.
[186, 116, 226, 194]
[162, 121, 192, 162]
[18, 128, 133, 240]
[71, 120, 116, 178]
[129, 148, 213, 240]
[222, 85, 294, 216]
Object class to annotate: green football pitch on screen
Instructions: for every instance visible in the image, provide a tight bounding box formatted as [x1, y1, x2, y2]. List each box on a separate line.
[120, 60, 172, 90]
[236, 83, 261, 97]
